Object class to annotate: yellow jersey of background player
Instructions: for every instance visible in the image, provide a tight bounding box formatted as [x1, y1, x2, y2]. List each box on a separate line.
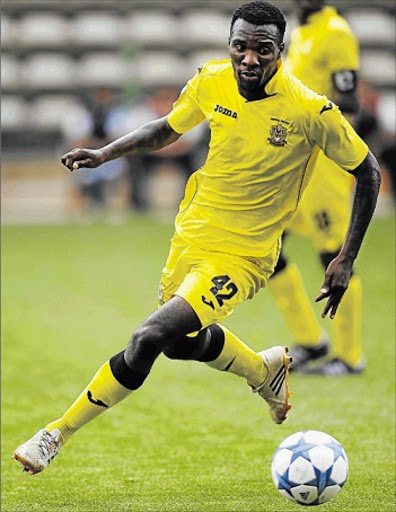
[268, 0, 365, 376]
[286, 0, 360, 245]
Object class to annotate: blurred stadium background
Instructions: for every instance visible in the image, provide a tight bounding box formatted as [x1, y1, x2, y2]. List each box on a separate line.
[2, 0, 395, 223]
[2, 4, 395, 511]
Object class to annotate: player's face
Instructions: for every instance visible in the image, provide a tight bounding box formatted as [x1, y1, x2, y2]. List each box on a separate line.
[230, 19, 284, 101]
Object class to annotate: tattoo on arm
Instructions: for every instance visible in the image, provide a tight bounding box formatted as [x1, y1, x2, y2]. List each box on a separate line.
[340, 151, 381, 262]
[101, 116, 181, 161]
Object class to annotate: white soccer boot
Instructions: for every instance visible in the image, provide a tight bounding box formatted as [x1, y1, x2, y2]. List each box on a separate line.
[251, 346, 292, 424]
[12, 428, 62, 475]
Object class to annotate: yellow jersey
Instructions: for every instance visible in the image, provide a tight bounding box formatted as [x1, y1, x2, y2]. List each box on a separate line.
[285, 6, 360, 216]
[167, 59, 367, 257]
[285, 6, 359, 99]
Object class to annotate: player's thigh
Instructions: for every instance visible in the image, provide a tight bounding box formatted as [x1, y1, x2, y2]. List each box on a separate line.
[175, 251, 275, 329]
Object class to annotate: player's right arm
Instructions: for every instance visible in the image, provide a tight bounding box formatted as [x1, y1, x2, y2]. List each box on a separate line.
[62, 69, 205, 172]
[61, 116, 181, 171]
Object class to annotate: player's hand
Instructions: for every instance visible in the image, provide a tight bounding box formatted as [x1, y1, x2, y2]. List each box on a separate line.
[61, 148, 105, 172]
[315, 255, 353, 319]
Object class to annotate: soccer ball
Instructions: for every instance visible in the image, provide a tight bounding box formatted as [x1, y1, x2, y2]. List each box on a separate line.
[271, 430, 348, 506]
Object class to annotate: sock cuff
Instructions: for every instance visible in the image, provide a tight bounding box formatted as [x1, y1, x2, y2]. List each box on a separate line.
[197, 324, 225, 362]
[109, 351, 148, 390]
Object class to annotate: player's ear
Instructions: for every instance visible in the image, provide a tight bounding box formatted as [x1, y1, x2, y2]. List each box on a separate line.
[279, 42, 285, 54]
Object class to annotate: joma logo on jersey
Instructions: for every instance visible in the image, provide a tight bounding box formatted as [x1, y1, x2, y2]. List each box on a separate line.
[268, 117, 289, 147]
[214, 104, 238, 119]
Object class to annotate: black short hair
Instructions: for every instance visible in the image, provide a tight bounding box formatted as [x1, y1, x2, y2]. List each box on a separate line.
[230, 1, 286, 41]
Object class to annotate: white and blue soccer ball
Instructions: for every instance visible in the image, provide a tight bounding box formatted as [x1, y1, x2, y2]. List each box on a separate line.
[271, 430, 349, 506]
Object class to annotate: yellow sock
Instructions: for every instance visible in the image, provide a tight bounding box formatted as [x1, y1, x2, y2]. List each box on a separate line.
[332, 275, 362, 367]
[46, 361, 132, 443]
[206, 325, 267, 387]
[269, 263, 322, 345]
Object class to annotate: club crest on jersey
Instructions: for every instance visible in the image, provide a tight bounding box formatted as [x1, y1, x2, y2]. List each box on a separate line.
[268, 118, 289, 147]
[214, 104, 238, 119]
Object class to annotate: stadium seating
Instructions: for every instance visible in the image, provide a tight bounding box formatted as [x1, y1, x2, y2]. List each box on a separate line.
[377, 92, 396, 134]
[17, 13, 69, 47]
[22, 53, 77, 89]
[72, 12, 123, 47]
[360, 50, 396, 88]
[136, 52, 188, 87]
[181, 10, 230, 45]
[345, 9, 395, 46]
[1, 0, 395, 151]
[124, 11, 180, 45]
[284, 15, 298, 45]
[1, 54, 21, 89]
[1, 95, 28, 130]
[28, 95, 82, 130]
[0, 14, 15, 48]
[78, 53, 130, 87]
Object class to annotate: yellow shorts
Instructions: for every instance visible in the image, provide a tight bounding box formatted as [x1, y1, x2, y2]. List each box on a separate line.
[288, 151, 353, 253]
[158, 233, 281, 329]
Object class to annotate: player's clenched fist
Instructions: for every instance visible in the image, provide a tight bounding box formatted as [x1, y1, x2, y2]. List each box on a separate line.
[61, 148, 105, 171]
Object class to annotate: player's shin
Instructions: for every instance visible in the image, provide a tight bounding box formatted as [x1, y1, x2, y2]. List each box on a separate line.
[204, 325, 267, 387]
[45, 355, 134, 443]
[332, 274, 363, 368]
[268, 262, 322, 345]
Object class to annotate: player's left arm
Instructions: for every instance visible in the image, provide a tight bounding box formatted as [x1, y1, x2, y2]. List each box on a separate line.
[328, 29, 360, 115]
[315, 150, 381, 318]
[332, 70, 359, 115]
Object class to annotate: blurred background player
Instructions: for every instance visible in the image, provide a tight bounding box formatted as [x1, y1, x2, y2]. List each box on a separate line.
[268, 0, 365, 375]
[110, 87, 206, 212]
[61, 87, 124, 217]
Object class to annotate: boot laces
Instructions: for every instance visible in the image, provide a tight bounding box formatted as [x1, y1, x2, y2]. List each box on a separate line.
[38, 431, 57, 459]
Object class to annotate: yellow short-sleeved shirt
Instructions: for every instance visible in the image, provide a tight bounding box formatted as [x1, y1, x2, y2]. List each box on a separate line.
[285, 6, 359, 99]
[167, 59, 367, 258]
[285, 7, 361, 247]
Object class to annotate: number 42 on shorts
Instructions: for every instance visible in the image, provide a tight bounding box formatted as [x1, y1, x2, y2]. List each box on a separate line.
[202, 275, 238, 310]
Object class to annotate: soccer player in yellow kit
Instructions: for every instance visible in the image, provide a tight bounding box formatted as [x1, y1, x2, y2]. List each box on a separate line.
[13, 1, 380, 475]
[268, 0, 365, 375]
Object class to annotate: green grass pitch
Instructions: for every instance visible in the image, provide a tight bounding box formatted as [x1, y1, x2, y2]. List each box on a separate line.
[2, 215, 395, 512]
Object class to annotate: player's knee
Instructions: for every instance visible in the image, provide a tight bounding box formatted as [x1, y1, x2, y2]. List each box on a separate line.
[135, 322, 169, 348]
[162, 342, 181, 360]
[162, 332, 206, 360]
[124, 322, 169, 366]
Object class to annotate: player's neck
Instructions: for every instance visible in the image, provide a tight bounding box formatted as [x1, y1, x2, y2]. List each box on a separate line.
[239, 87, 271, 102]
[238, 69, 278, 102]
[298, 7, 325, 25]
